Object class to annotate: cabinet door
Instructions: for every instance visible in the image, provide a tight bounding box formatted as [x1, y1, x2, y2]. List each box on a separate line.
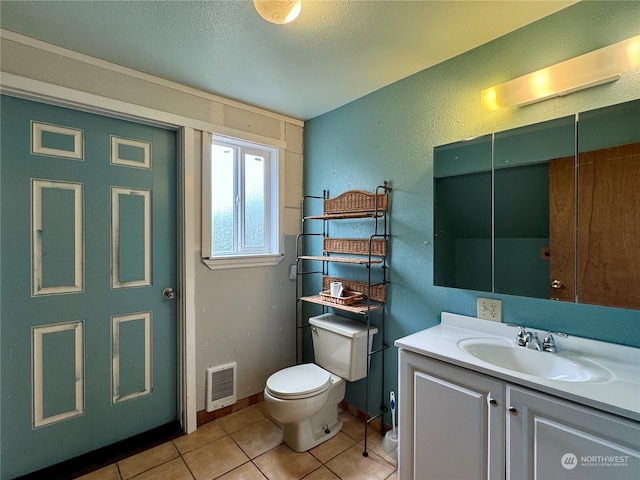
[507, 385, 640, 480]
[398, 350, 505, 480]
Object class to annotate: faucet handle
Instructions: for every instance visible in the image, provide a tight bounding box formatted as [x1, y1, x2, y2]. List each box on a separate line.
[543, 332, 568, 353]
[544, 331, 568, 342]
[506, 323, 527, 334]
[506, 324, 528, 346]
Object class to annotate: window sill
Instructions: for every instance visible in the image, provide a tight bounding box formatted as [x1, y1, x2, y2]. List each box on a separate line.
[202, 253, 285, 270]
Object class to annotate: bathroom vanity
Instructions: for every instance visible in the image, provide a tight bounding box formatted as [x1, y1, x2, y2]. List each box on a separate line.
[395, 313, 640, 480]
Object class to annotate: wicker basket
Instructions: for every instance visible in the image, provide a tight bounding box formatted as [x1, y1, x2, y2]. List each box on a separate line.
[322, 276, 386, 303]
[324, 190, 388, 215]
[319, 290, 363, 305]
[323, 238, 387, 257]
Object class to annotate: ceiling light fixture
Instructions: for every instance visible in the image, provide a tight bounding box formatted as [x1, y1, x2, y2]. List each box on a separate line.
[254, 0, 302, 25]
[481, 35, 640, 111]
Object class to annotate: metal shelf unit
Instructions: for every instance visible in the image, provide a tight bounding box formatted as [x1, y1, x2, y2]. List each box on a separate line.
[295, 181, 391, 457]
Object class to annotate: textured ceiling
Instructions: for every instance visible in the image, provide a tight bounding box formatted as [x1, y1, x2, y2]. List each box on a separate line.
[0, 1, 576, 120]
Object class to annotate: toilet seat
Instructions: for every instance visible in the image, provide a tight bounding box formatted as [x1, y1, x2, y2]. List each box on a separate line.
[266, 364, 332, 400]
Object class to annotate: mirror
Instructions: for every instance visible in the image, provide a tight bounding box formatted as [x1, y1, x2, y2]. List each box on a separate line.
[576, 101, 640, 309]
[494, 116, 575, 299]
[434, 99, 640, 310]
[434, 135, 492, 292]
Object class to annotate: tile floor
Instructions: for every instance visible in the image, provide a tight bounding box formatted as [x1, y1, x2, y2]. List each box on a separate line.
[75, 403, 398, 480]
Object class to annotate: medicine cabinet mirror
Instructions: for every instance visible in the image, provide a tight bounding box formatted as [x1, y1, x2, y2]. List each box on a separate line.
[434, 99, 640, 310]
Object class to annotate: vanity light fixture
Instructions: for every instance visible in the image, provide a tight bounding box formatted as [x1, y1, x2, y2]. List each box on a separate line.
[481, 35, 640, 111]
[254, 0, 302, 25]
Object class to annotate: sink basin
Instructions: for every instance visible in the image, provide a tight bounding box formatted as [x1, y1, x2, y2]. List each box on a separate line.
[458, 338, 613, 382]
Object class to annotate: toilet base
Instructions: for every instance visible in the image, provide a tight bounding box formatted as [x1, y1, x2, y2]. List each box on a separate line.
[264, 371, 346, 452]
[282, 401, 343, 452]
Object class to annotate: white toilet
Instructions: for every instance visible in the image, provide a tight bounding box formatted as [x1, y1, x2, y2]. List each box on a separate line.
[264, 313, 377, 452]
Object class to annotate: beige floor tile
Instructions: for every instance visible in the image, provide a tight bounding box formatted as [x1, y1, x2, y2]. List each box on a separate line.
[325, 444, 395, 480]
[173, 421, 226, 454]
[253, 444, 321, 480]
[75, 464, 121, 480]
[182, 435, 249, 480]
[360, 431, 398, 467]
[218, 405, 266, 434]
[309, 432, 357, 464]
[118, 442, 179, 479]
[230, 418, 283, 458]
[249, 400, 268, 416]
[129, 458, 193, 480]
[75, 405, 394, 480]
[216, 461, 267, 480]
[301, 466, 340, 479]
[338, 412, 366, 441]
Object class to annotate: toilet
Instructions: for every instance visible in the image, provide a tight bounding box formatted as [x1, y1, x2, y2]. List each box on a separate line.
[264, 313, 377, 452]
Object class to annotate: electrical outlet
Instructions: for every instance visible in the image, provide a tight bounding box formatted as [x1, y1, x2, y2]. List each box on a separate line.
[477, 298, 502, 322]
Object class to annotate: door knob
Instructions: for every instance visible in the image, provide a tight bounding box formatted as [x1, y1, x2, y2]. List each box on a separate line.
[551, 279, 563, 289]
[508, 407, 518, 416]
[162, 288, 176, 300]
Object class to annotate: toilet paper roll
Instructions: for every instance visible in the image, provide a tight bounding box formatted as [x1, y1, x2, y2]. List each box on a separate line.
[330, 281, 343, 297]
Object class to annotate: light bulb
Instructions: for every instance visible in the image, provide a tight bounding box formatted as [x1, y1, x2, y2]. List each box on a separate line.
[254, 0, 302, 25]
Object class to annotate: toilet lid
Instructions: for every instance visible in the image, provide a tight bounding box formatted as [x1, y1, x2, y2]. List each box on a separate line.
[266, 364, 331, 399]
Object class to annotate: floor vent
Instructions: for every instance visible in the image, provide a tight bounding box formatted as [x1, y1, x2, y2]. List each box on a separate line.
[206, 362, 237, 412]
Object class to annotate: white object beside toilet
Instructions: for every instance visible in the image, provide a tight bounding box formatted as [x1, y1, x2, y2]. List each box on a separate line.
[264, 313, 377, 452]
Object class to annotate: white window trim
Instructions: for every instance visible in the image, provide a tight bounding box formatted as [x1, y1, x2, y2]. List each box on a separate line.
[202, 253, 284, 270]
[201, 132, 285, 270]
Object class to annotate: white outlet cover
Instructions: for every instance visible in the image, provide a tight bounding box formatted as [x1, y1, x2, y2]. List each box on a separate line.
[477, 298, 502, 322]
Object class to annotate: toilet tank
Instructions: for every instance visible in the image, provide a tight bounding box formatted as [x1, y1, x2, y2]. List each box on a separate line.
[309, 313, 378, 382]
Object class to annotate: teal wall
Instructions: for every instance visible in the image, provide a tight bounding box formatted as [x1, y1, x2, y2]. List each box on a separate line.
[303, 1, 640, 417]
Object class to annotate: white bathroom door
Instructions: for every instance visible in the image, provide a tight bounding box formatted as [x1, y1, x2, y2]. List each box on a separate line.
[0, 95, 178, 478]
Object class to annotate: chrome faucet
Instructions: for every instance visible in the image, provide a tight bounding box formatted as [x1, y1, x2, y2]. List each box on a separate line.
[524, 331, 543, 351]
[542, 332, 568, 353]
[508, 325, 567, 352]
[512, 325, 528, 347]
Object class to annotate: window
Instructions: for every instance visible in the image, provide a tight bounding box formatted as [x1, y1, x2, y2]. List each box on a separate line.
[202, 133, 282, 269]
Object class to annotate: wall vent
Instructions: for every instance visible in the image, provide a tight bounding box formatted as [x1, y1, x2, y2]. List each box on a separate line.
[206, 362, 237, 412]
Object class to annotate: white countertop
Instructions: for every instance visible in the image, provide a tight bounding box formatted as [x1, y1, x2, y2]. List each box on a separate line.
[395, 312, 640, 421]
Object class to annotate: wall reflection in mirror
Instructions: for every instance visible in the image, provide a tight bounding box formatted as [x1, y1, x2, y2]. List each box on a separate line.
[434, 99, 640, 310]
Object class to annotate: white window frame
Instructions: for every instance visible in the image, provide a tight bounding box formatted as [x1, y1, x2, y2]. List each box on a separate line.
[201, 132, 284, 270]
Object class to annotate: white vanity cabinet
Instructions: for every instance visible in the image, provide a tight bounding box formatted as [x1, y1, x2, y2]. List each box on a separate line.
[395, 313, 640, 480]
[398, 350, 505, 480]
[398, 348, 640, 480]
[507, 385, 640, 480]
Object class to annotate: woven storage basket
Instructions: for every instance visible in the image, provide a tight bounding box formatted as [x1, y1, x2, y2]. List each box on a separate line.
[323, 276, 386, 303]
[324, 190, 388, 215]
[323, 238, 387, 257]
[319, 290, 363, 305]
